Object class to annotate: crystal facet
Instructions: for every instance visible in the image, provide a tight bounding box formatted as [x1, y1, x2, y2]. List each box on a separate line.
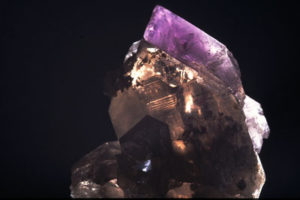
[71, 5, 269, 198]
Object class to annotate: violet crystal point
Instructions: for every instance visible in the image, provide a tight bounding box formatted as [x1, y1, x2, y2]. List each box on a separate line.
[144, 5, 244, 102]
[70, 5, 269, 198]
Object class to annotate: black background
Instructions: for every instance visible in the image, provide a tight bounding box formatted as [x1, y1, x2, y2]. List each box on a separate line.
[1, 0, 299, 198]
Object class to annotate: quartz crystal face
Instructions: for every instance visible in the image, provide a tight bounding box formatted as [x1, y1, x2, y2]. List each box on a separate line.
[144, 5, 244, 102]
[70, 5, 269, 198]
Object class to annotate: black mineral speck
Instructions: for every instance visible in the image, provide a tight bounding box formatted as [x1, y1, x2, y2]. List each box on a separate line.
[237, 179, 246, 190]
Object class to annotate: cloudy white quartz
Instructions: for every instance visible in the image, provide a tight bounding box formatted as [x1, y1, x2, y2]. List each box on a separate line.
[243, 95, 270, 153]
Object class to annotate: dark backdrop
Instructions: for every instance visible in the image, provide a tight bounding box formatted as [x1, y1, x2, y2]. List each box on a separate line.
[1, 0, 299, 198]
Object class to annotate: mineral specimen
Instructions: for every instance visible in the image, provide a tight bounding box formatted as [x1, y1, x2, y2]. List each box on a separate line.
[70, 5, 269, 198]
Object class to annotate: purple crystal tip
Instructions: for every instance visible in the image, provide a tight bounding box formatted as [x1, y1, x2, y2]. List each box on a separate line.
[143, 5, 243, 99]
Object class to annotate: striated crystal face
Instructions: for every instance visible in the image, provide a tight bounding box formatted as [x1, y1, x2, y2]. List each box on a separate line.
[70, 5, 269, 198]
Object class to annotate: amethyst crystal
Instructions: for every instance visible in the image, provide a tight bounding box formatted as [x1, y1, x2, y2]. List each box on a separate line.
[70, 5, 269, 198]
[144, 5, 244, 102]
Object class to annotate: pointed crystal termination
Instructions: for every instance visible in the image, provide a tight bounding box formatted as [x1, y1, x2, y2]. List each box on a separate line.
[144, 5, 244, 102]
[142, 5, 269, 154]
[71, 5, 269, 199]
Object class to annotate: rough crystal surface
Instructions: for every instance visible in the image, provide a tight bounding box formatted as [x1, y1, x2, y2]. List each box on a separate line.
[70, 141, 123, 198]
[71, 5, 269, 198]
[243, 95, 270, 153]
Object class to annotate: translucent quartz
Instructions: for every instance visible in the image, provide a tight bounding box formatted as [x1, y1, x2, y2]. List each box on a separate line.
[144, 5, 244, 102]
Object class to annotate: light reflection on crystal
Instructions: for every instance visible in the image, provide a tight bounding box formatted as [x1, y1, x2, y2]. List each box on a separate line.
[140, 159, 152, 172]
[124, 40, 140, 63]
[184, 93, 193, 113]
[172, 140, 186, 154]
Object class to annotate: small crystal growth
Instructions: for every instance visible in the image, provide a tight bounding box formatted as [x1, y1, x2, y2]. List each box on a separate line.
[70, 5, 269, 198]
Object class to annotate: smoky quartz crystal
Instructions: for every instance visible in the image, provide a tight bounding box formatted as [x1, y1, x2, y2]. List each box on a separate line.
[70, 5, 269, 198]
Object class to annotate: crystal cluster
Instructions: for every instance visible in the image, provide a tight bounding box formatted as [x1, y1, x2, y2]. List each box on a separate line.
[70, 5, 269, 198]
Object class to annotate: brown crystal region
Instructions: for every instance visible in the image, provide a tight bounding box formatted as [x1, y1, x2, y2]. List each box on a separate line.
[70, 40, 266, 198]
